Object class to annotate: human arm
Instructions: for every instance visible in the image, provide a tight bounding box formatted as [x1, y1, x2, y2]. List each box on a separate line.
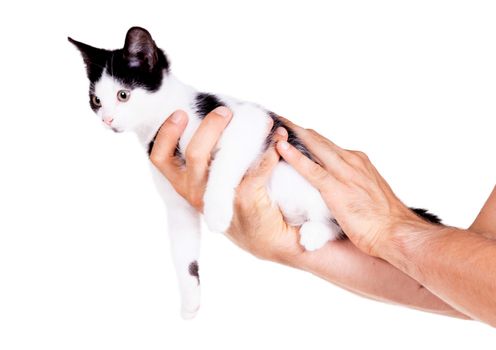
[149, 109, 471, 320]
[470, 186, 496, 239]
[276, 121, 496, 326]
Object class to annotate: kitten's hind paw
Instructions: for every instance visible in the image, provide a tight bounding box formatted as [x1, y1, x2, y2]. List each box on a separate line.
[299, 221, 335, 251]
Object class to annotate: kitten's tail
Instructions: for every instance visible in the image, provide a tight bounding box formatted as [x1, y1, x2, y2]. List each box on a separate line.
[409, 207, 442, 224]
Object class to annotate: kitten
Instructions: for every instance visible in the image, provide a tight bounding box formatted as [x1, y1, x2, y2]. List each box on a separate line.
[69, 27, 440, 319]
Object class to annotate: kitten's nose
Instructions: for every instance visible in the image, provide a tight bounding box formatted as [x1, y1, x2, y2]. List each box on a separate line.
[103, 117, 114, 126]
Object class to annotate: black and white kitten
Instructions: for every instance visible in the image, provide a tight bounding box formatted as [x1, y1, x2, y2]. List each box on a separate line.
[69, 27, 440, 319]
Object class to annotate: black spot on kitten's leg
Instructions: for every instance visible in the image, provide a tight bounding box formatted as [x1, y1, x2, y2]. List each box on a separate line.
[194, 93, 224, 119]
[410, 207, 442, 224]
[188, 261, 200, 285]
[266, 112, 314, 161]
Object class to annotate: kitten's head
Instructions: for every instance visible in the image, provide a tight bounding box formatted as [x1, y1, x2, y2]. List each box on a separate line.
[69, 27, 169, 133]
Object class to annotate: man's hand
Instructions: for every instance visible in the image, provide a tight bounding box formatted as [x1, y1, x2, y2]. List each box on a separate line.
[275, 118, 428, 257]
[228, 126, 304, 263]
[149, 107, 233, 212]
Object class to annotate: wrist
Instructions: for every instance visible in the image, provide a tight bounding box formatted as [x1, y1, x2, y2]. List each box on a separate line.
[272, 248, 307, 269]
[377, 219, 447, 275]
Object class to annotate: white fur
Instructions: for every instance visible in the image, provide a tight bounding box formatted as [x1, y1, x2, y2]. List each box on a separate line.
[92, 71, 341, 318]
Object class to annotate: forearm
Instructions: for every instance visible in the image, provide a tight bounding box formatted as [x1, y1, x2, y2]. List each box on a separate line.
[380, 222, 496, 326]
[470, 186, 496, 239]
[290, 239, 469, 319]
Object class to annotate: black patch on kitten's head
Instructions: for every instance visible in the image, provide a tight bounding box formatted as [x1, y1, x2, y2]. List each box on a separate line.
[68, 27, 170, 93]
[68, 37, 110, 84]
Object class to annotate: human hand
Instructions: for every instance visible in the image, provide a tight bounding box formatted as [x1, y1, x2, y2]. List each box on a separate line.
[275, 119, 429, 257]
[227, 126, 304, 263]
[150, 108, 303, 263]
[149, 106, 233, 212]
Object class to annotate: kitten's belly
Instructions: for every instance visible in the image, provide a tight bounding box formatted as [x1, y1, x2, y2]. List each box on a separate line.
[267, 161, 332, 226]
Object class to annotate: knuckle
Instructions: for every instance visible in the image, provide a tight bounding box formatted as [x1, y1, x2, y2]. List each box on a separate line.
[355, 151, 369, 160]
[205, 112, 228, 126]
[307, 161, 328, 182]
[305, 128, 317, 136]
[149, 151, 164, 166]
[346, 150, 368, 167]
[185, 148, 204, 163]
[189, 194, 203, 209]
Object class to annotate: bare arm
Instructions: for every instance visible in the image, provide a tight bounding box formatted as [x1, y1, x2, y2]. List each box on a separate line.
[276, 121, 496, 326]
[293, 239, 469, 318]
[378, 212, 496, 325]
[292, 187, 496, 319]
[470, 186, 496, 239]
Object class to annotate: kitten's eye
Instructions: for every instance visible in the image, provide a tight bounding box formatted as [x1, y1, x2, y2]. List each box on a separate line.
[117, 90, 131, 102]
[92, 95, 101, 107]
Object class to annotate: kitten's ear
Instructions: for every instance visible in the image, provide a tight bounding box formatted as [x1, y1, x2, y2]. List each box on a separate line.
[68, 37, 108, 80]
[123, 27, 158, 71]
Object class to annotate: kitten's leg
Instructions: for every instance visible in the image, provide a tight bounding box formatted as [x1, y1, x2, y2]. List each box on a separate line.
[269, 161, 341, 251]
[151, 167, 201, 319]
[203, 104, 270, 233]
[167, 201, 202, 319]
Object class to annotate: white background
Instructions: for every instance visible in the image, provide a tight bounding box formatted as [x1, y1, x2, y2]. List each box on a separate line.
[1, 1, 495, 349]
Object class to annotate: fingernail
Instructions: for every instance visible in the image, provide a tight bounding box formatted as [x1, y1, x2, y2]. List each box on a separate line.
[213, 106, 231, 118]
[170, 111, 184, 124]
[276, 127, 287, 136]
[278, 140, 290, 150]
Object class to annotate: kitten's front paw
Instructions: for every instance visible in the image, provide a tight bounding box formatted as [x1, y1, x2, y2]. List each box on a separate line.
[181, 304, 200, 320]
[203, 196, 234, 233]
[299, 221, 334, 251]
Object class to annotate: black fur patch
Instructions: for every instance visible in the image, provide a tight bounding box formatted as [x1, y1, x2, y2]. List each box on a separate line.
[194, 93, 224, 119]
[147, 137, 157, 156]
[188, 261, 200, 285]
[68, 37, 109, 84]
[267, 112, 314, 160]
[410, 207, 442, 224]
[69, 42, 169, 90]
[69, 27, 170, 112]
[106, 50, 167, 91]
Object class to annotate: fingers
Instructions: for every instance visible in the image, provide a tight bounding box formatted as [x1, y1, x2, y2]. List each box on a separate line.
[279, 117, 341, 152]
[245, 127, 288, 188]
[185, 106, 232, 167]
[277, 140, 340, 192]
[149, 110, 188, 180]
[185, 106, 233, 193]
[279, 116, 345, 160]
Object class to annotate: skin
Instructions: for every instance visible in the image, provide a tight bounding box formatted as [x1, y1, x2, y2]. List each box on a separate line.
[150, 108, 496, 326]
